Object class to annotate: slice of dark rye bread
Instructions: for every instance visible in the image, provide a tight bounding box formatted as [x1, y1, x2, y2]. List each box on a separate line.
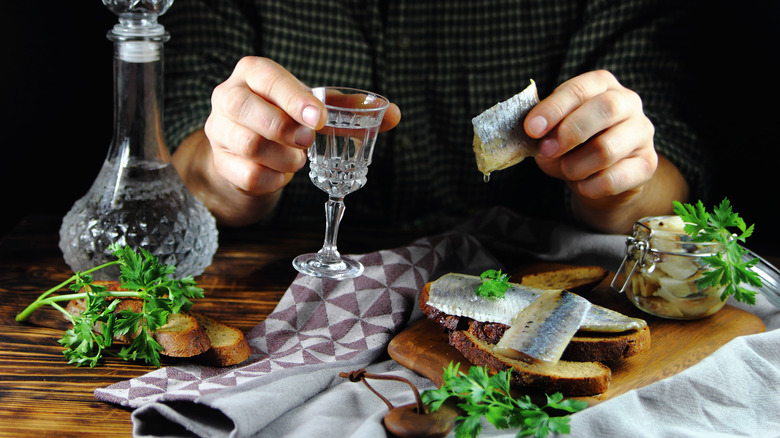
[449, 330, 611, 396]
[419, 272, 649, 395]
[419, 282, 650, 363]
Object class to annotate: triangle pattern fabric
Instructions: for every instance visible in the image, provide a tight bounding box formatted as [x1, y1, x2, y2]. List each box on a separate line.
[94, 226, 499, 409]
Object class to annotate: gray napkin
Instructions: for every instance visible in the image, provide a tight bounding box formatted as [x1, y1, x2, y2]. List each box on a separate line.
[94, 207, 780, 438]
[96, 228, 501, 436]
[564, 329, 780, 438]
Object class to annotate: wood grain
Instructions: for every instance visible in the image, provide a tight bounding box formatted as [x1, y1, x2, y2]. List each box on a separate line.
[388, 271, 766, 406]
[0, 217, 772, 436]
[0, 215, 423, 438]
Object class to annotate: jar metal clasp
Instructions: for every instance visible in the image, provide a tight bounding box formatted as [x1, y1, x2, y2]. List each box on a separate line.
[611, 221, 653, 294]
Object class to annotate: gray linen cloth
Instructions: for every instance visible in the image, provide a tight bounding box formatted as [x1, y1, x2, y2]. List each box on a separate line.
[93, 207, 780, 438]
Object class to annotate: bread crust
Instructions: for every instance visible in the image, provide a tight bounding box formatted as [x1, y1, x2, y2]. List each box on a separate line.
[191, 311, 252, 366]
[154, 312, 212, 358]
[520, 266, 609, 294]
[449, 330, 611, 396]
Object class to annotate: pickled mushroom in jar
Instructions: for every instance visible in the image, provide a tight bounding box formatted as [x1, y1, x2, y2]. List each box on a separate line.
[624, 215, 729, 319]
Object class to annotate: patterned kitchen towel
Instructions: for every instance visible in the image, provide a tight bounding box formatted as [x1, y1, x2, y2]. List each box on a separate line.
[94, 207, 633, 437]
[94, 229, 499, 432]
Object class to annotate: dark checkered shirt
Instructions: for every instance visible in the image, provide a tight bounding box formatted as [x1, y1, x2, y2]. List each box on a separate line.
[161, 0, 705, 233]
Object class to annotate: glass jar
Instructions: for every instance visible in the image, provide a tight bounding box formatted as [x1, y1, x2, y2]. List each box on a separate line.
[611, 215, 727, 319]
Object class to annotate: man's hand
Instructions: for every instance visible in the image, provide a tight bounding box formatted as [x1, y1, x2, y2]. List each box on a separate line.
[173, 57, 400, 226]
[524, 70, 688, 233]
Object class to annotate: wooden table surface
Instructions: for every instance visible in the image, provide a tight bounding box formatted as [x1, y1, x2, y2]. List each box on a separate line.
[0, 215, 425, 437]
[2, 215, 776, 437]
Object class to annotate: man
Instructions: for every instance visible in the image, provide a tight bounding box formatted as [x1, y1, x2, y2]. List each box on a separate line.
[161, 0, 702, 234]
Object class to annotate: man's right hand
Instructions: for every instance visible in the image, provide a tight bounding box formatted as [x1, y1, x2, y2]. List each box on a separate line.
[172, 56, 400, 226]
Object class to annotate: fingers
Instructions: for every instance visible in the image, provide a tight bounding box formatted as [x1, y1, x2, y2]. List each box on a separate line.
[236, 56, 326, 130]
[535, 118, 657, 199]
[573, 150, 657, 199]
[211, 143, 298, 195]
[206, 56, 402, 197]
[205, 111, 308, 172]
[205, 57, 324, 195]
[528, 70, 657, 199]
[381, 103, 402, 132]
[212, 57, 326, 148]
[527, 70, 636, 156]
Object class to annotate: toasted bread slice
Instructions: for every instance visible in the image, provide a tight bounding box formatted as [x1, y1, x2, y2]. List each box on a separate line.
[65, 296, 211, 358]
[560, 327, 651, 362]
[449, 330, 611, 396]
[520, 266, 609, 293]
[191, 311, 252, 366]
[154, 311, 212, 358]
[60, 281, 250, 366]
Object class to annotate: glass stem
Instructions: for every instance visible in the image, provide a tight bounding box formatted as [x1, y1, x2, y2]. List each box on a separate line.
[318, 196, 346, 263]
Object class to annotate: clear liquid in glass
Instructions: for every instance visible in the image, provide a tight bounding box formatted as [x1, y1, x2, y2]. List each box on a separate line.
[58, 4, 218, 280]
[292, 87, 388, 280]
[308, 122, 379, 197]
[59, 158, 218, 280]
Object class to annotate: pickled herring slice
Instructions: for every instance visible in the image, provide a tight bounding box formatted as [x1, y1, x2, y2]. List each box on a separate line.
[494, 290, 591, 366]
[472, 80, 540, 176]
[655, 257, 700, 280]
[427, 273, 646, 332]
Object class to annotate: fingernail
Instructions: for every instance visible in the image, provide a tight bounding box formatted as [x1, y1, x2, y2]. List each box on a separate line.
[302, 105, 320, 129]
[294, 126, 315, 147]
[527, 115, 548, 137]
[540, 138, 559, 158]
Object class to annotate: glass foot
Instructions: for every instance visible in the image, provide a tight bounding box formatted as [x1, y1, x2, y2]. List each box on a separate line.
[292, 253, 364, 279]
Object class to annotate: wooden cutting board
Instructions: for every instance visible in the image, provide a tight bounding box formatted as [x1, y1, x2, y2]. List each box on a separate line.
[388, 269, 765, 406]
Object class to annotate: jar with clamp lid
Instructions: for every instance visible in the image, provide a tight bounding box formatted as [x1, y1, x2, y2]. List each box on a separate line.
[611, 215, 728, 319]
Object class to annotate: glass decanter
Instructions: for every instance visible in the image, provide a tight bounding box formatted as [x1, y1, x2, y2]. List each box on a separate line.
[59, 0, 218, 280]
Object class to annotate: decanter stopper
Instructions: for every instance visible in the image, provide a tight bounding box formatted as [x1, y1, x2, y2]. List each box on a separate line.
[59, 0, 218, 280]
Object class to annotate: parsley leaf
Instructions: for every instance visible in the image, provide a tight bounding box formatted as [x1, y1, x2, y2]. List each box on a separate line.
[672, 198, 762, 304]
[475, 269, 511, 299]
[16, 244, 205, 367]
[422, 362, 586, 438]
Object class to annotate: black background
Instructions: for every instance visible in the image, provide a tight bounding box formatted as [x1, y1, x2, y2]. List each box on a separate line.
[3, 2, 779, 253]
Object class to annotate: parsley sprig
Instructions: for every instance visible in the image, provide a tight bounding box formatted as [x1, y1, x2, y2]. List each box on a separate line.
[16, 243, 204, 367]
[422, 362, 586, 438]
[672, 198, 762, 304]
[475, 269, 511, 299]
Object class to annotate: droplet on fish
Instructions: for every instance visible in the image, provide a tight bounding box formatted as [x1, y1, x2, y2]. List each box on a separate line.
[471, 80, 541, 176]
[483, 173, 491, 183]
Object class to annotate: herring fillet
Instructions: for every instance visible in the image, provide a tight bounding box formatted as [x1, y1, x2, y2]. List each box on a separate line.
[472, 80, 540, 175]
[495, 290, 591, 365]
[426, 273, 646, 332]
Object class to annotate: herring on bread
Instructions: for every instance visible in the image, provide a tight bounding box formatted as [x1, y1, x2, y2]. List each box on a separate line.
[419, 270, 650, 395]
[472, 80, 540, 176]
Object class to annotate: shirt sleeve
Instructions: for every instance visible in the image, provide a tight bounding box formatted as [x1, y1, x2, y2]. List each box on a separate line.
[160, 0, 261, 151]
[557, 0, 707, 201]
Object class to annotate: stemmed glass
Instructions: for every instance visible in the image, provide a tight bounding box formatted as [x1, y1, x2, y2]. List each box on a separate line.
[292, 87, 390, 279]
